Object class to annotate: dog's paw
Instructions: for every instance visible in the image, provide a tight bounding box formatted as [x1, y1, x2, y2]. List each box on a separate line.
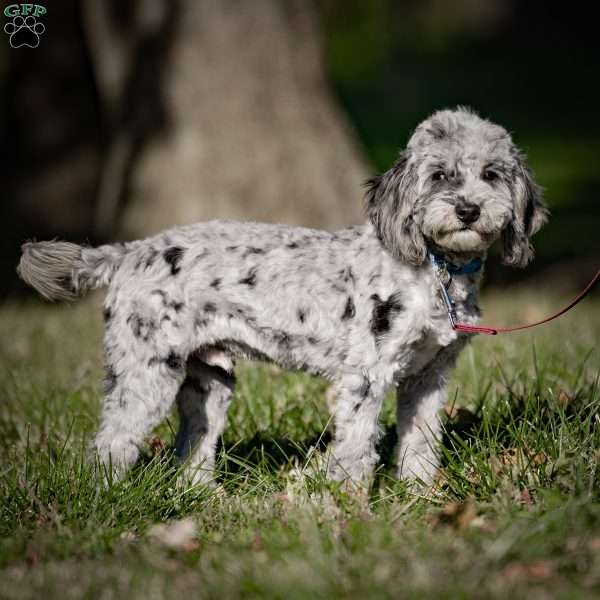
[176, 464, 219, 491]
[396, 455, 439, 489]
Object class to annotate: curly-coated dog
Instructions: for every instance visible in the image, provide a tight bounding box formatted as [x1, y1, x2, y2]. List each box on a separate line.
[18, 108, 548, 487]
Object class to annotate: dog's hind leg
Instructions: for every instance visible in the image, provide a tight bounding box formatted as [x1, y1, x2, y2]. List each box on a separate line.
[174, 354, 235, 487]
[94, 350, 187, 482]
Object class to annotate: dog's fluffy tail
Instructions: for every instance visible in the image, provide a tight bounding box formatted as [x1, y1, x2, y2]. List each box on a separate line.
[17, 241, 132, 302]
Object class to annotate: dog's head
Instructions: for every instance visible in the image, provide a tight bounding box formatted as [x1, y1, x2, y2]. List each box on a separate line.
[365, 107, 549, 267]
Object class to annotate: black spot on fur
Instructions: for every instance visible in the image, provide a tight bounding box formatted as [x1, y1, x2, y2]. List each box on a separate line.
[426, 121, 447, 140]
[353, 401, 362, 413]
[341, 296, 355, 320]
[286, 241, 299, 249]
[127, 314, 140, 336]
[273, 330, 291, 349]
[243, 246, 266, 258]
[370, 292, 404, 342]
[204, 302, 217, 313]
[239, 267, 257, 287]
[148, 351, 184, 371]
[151, 289, 184, 312]
[102, 306, 112, 322]
[339, 267, 355, 285]
[210, 277, 222, 290]
[331, 283, 346, 294]
[368, 271, 380, 286]
[307, 336, 318, 345]
[127, 313, 156, 342]
[143, 247, 159, 269]
[297, 308, 306, 323]
[357, 377, 371, 399]
[195, 316, 210, 328]
[103, 365, 118, 394]
[165, 351, 184, 371]
[192, 248, 210, 263]
[164, 246, 184, 275]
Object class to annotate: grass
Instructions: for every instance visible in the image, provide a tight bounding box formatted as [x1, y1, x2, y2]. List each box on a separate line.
[0, 288, 599, 599]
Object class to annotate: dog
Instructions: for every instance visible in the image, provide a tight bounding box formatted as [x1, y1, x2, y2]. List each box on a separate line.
[18, 107, 548, 487]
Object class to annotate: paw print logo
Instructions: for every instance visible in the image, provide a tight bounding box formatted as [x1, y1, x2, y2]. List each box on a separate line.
[4, 15, 45, 48]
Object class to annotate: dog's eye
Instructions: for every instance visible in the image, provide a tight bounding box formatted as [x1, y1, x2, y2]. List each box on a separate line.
[431, 170, 446, 182]
[482, 169, 499, 182]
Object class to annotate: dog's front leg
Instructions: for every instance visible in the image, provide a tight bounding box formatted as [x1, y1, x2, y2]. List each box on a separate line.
[328, 375, 385, 485]
[395, 370, 448, 486]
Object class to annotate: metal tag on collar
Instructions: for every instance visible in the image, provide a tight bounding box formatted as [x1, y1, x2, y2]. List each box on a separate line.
[428, 253, 457, 327]
[435, 275, 458, 327]
[428, 251, 451, 285]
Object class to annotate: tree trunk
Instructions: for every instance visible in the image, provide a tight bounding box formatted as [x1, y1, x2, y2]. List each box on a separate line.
[117, 0, 369, 237]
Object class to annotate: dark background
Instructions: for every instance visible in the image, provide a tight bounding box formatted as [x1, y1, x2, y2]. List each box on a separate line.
[321, 0, 600, 285]
[1, 0, 598, 298]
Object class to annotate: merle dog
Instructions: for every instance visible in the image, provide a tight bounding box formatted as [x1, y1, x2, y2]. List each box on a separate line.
[18, 108, 548, 487]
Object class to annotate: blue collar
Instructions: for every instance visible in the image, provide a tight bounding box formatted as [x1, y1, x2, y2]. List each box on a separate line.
[427, 251, 483, 275]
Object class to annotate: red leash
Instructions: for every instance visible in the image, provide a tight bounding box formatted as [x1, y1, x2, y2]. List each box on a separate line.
[454, 270, 600, 335]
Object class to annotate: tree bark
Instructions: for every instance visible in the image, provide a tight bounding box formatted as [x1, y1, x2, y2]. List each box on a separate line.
[117, 0, 369, 237]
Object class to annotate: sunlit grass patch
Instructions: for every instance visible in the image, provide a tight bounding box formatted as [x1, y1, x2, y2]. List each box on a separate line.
[0, 291, 599, 598]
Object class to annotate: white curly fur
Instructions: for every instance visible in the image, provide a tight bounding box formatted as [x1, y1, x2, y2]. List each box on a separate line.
[18, 108, 548, 487]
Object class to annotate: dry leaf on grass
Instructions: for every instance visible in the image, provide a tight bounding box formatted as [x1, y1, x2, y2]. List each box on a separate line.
[501, 560, 554, 582]
[251, 532, 264, 552]
[588, 538, 600, 551]
[444, 403, 459, 419]
[464, 465, 482, 485]
[518, 488, 535, 507]
[432, 497, 477, 530]
[557, 389, 573, 409]
[148, 436, 166, 455]
[147, 517, 199, 551]
[120, 531, 136, 543]
[490, 446, 548, 478]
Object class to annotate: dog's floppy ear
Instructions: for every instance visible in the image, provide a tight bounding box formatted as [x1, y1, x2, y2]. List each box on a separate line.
[501, 153, 549, 268]
[364, 150, 426, 265]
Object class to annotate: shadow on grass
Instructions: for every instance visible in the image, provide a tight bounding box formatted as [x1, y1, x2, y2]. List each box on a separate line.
[134, 414, 483, 485]
[218, 433, 332, 477]
[133, 378, 596, 489]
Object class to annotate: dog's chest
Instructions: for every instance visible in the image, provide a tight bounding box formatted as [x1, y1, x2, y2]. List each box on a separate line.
[377, 275, 474, 379]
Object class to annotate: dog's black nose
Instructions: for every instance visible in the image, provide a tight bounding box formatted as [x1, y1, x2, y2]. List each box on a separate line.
[455, 201, 481, 224]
